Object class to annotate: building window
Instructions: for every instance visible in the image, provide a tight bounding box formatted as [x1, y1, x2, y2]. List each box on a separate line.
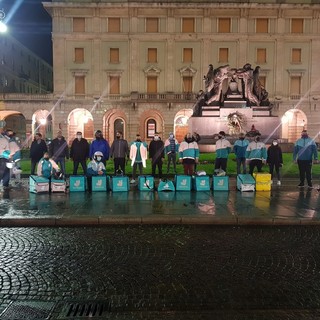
[110, 48, 120, 63]
[219, 48, 229, 63]
[146, 18, 158, 33]
[218, 18, 231, 33]
[74, 48, 84, 63]
[182, 76, 193, 93]
[183, 48, 193, 63]
[108, 18, 121, 32]
[147, 76, 157, 93]
[256, 48, 267, 64]
[290, 76, 301, 96]
[73, 18, 85, 32]
[75, 76, 85, 95]
[147, 48, 157, 63]
[291, 48, 301, 63]
[147, 119, 156, 138]
[182, 18, 194, 33]
[114, 118, 124, 140]
[109, 76, 120, 94]
[256, 18, 268, 33]
[291, 18, 303, 33]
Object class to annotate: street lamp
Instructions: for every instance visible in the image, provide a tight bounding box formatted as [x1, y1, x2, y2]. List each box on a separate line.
[0, 10, 7, 33]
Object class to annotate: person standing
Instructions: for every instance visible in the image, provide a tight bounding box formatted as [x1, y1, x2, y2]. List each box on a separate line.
[129, 134, 148, 183]
[267, 139, 283, 186]
[245, 134, 267, 175]
[164, 132, 179, 174]
[233, 132, 249, 174]
[178, 132, 199, 176]
[0, 133, 11, 190]
[214, 131, 231, 174]
[149, 133, 165, 178]
[89, 130, 110, 166]
[110, 131, 129, 175]
[30, 132, 48, 175]
[49, 130, 69, 175]
[293, 129, 318, 188]
[70, 131, 89, 175]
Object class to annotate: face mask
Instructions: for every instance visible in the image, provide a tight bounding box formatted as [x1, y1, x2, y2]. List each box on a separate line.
[96, 156, 102, 162]
[240, 137, 244, 140]
[44, 157, 49, 160]
[273, 141, 278, 146]
[169, 135, 174, 139]
[186, 137, 192, 142]
[116, 135, 120, 139]
[154, 136, 159, 141]
[77, 135, 82, 140]
[302, 134, 308, 138]
[218, 135, 222, 139]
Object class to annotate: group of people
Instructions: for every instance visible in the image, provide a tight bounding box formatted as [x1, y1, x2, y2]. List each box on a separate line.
[15, 127, 320, 191]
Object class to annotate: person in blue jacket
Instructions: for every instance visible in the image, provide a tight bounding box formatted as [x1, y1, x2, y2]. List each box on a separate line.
[89, 130, 110, 166]
[233, 132, 249, 174]
[293, 129, 318, 188]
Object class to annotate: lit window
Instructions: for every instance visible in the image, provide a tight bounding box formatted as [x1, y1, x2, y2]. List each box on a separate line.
[291, 48, 301, 63]
[75, 76, 85, 94]
[182, 18, 194, 33]
[219, 48, 229, 63]
[110, 48, 120, 63]
[291, 18, 303, 33]
[146, 18, 158, 33]
[108, 18, 121, 32]
[256, 48, 266, 64]
[182, 76, 192, 93]
[109, 76, 120, 94]
[147, 48, 157, 63]
[74, 48, 84, 63]
[147, 119, 156, 138]
[256, 18, 268, 33]
[218, 18, 231, 33]
[290, 76, 301, 96]
[73, 18, 85, 32]
[183, 48, 193, 63]
[147, 76, 157, 93]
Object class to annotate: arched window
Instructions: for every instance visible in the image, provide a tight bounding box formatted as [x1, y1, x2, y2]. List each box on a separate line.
[114, 118, 124, 140]
[146, 119, 156, 138]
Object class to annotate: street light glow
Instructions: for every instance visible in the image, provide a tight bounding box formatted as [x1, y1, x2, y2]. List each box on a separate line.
[0, 21, 7, 33]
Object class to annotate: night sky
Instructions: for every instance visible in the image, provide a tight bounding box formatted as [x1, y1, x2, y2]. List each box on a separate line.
[1, 0, 52, 65]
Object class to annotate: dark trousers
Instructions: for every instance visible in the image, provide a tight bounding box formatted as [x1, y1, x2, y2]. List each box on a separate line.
[73, 160, 87, 175]
[269, 163, 280, 180]
[249, 159, 263, 175]
[31, 160, 39, 175]
[297, 160, 312, 186]
[183, 163, 195, 176]
[114, 158, 126, 174]
[55, 158, 66, 175]
[215, 158, 228, 172]
[0, 159, 10, 187]
[236, 157, 246, 174]
[152, 159, 163, 178]
[132, 162, 143, 179]
[167, 153, 177, 173]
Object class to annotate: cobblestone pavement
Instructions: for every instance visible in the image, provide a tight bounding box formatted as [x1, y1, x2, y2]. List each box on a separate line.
[1, 226, 320, 319]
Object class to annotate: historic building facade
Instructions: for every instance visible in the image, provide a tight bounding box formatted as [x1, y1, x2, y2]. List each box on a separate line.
[1, 0, 320, 147]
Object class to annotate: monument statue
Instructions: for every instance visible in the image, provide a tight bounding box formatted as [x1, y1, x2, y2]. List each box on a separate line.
[192, 63, 270, 117]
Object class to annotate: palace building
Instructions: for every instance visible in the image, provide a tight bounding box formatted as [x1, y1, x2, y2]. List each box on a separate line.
[1, 0, 320, 147]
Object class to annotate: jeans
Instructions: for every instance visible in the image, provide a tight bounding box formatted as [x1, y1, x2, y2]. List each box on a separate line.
[167, 153, 177, 173]
[297, 160, 313, 186]
[236, 157, 246, 174]
[0, 159, 10, 187]
[132, 162, 143, 179]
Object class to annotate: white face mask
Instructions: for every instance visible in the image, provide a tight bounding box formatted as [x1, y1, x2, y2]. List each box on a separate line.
[96, 157, 102, 162]
[154, 136, 159, 141]
[169, 135, 174, 139]
[77, 135, 82, 140]
[273, 141, 278, 146]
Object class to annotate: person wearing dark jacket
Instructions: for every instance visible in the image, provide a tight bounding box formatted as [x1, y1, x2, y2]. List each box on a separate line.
[49, 130, 69, 175]
[267, 139, 283, 186]
[30, 132, 48, 175]
[149, 134, 165, 178]
[89, 130, 110, 166]
[70, 131, 89, 175]
[110, 131, 129, 174]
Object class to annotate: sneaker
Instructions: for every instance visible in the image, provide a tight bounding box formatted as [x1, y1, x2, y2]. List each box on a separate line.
[308, 184, 313, 189]
[277, 181, 281, 186]
[130, 179, 136, 184]
[298, 183, 304, 187]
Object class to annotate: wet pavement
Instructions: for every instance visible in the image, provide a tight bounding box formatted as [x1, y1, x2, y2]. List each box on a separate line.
[0, 177, 320, 226]
[0, 178, 320, 319]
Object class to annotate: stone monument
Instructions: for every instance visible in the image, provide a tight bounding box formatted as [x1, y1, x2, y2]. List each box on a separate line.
[189, 63, 280, 149]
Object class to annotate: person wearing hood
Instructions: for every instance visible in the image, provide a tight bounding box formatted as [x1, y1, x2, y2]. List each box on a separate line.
[149, 133, 165, 178]
[89, 130, 110, 166]
[267, 139, 283, 186]
[129, 134, 148, 183]
[49, 130, 69, 175]
[30, 132, 48, 175]
[110, 131, 129, 175]
[245, 133, 267, 175]
[164, 132, 179, 174]
[233, 132, 249, 174]
[37, 152, 61, 179]
[214, 131, 231, 173]
[293, 130, 318, 188]
[86, 151, 106, 191]
[70, 131, 89, 175]
[178, 132, 199, 175]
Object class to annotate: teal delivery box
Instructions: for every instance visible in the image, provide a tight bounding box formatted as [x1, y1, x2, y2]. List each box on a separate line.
[51, 179, 66, 193]
[237, 174, 255, 192]
[110, 176, 130, 192]
[138, 176, 154, 191]
[213, 176, 229, 191]
[92, 176, 107, 192]
[175, 175, 191, 191]
[193, 175, 210, 191]
[29, 175, 49, 193]
[69, 176, 86, 192]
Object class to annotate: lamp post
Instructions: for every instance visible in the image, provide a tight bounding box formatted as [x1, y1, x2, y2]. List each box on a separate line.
[0, 10, 7, 33]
